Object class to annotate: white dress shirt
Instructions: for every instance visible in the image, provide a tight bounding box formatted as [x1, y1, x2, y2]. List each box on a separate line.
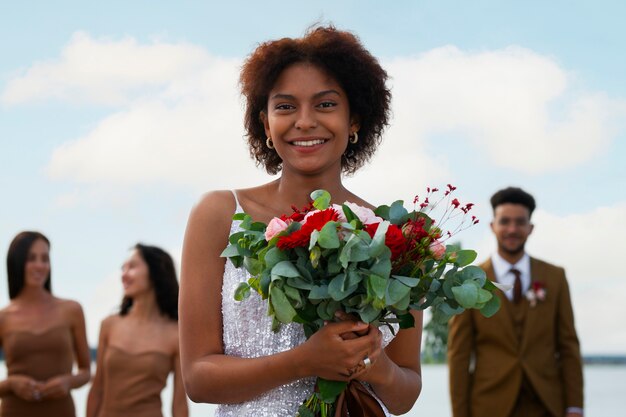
[491, 252, 531, 301]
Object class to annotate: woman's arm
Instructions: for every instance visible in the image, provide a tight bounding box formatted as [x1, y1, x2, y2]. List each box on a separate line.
[40, 300, 92, 399]
[86, 316, 113, 417]
[172, 349, 189, 417]
[355, 310, 423, 415]
[179, 191, 378, 404]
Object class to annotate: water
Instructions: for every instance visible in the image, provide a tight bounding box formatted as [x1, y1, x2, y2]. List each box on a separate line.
[3, 364, 625, 416]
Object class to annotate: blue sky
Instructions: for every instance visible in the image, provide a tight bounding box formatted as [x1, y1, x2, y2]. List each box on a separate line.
[1, 1, 625, 354]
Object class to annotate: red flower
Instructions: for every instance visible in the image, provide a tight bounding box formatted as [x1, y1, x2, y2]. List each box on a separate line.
[277, 208, 339, 249]
[364, 222, 408, 260]
[280, 203, 315, 223]
[451, 198, 460, 208]
[402, 217, 429, 242]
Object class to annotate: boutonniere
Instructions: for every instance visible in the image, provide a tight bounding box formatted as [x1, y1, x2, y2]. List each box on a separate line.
[526, 282, 546, 307]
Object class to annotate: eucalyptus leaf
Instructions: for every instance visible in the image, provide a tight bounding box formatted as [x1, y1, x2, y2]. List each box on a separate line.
[428, 279, 442, 292]
[477, 288, 492, 304]
[393, 291, 411, 310]
[259, 270, 271, 296]
[480, 293, 501, 317]
[271, 261, 301, 278]
[442, 275, 456, 299]
[309, 285, 330, 300]
[389, 200, 408, 224]
[374, 204, 390, 219]
[243, 257, 263, 276]
[232, 213, 248, 221]
[368, 274, 387, 299]
[270, 286, 297, 323]
[311, 189, 331, 210]
[368, 221, 390, 258]
[347, 269, 363, 287]
[316, 301, 333, 320]
[283, 285, 303, 307]
[392, 275, 421, 287]
[287, 277, 313, 290]
[329, 273, 357, 301]
[370, 256, 392, 279]
[341, 204, 358, 223]
[451, 281, 480, 308]
[386, 279, 411, 305]
[358, 304, 381, 323]
[339, 233, 370, 267]
[454, 249, 478, 267]
[308, 229, 320, 250]
[318, 221, 340, 249]
[459, 265, 487, 286]
[234, 282, 251, 301]
[220, 244, 239, 258]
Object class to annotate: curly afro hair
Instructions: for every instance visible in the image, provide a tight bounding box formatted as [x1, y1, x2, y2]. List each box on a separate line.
[240, 25, 391, 175]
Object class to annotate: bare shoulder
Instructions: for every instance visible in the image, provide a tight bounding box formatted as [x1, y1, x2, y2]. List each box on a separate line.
[55, 297, 85, 317]
[189, 190, 237, 224]
[183, 190, 238, 269]
[101, 314, 121, 330]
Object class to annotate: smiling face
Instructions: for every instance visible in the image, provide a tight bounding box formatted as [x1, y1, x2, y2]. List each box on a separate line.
[121, 249, 152, 298]
[262, 63, 359, 176]
[491, 203, 534, 259]
[24, 238, 51, 289]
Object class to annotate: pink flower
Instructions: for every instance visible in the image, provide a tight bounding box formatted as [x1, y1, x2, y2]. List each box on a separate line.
[429, 240, 446, 260]
[333, 202, 382, 225]
[265, 217, 290, 240]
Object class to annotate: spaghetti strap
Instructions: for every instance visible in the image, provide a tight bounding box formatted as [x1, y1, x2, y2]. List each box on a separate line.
[230, 190, 243, 214]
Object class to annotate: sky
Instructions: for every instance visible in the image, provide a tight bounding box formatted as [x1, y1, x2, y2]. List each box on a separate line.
[1, 0, 625, 355]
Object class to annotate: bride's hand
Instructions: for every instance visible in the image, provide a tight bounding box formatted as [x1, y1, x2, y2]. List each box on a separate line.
[298, 320, 381, 381]
[333, 310, 368, 339]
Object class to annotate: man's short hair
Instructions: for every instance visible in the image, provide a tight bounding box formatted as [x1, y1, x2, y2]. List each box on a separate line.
[490, 187, 536, 217]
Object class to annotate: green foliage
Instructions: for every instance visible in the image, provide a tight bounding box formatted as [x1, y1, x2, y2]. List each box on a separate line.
[221, 189, 500, 411]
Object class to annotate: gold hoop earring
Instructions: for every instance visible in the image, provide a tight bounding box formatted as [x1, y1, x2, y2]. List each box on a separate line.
[349, 131, 359, 144]
[266, 137, 274, 149]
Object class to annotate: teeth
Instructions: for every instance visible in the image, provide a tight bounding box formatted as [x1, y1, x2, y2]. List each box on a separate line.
[292, 139, 326, 147]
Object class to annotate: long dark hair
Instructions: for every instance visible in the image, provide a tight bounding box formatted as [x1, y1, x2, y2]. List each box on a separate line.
[120, 243, 179, 320]
[6, 231, 52, 299]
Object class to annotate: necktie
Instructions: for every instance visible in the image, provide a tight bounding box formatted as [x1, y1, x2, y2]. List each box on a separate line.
[510, 268, 522, 303]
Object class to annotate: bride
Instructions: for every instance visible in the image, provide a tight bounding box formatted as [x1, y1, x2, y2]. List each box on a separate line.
[179, 25, 423, 416]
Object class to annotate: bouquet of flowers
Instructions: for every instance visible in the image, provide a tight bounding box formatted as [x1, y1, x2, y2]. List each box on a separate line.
[221, 185, 501, 416]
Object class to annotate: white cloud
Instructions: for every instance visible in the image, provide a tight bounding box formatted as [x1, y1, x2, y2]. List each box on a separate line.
[2, 32, 213, 106]
[474, 203, 626, 354]
[4, 34, 624, 201]
[385, 46, 626, 174]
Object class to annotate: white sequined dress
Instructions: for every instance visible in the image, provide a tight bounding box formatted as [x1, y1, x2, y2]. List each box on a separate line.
[215, 194, 397, 417]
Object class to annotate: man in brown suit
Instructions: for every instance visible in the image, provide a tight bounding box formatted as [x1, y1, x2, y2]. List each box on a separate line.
[448, 187, 584, 417]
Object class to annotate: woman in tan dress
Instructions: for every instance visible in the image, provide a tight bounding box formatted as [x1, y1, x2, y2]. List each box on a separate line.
[0, 231, 91, 417]
[87, 243, 188, 417]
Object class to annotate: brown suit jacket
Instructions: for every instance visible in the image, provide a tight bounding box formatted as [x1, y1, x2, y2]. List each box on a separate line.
[447, 257, 583, 417]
